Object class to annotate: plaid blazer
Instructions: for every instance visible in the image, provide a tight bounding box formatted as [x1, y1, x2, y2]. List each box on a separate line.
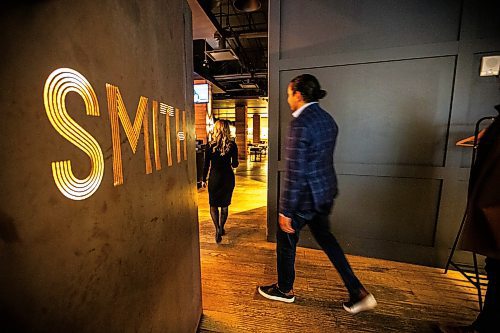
[280, 103, 338, 218]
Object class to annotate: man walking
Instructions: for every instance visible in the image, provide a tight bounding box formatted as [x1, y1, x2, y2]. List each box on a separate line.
[258, 74, 377, 314]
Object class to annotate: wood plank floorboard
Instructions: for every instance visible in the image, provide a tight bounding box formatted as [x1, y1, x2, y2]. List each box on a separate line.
[197, 175, 479, 332]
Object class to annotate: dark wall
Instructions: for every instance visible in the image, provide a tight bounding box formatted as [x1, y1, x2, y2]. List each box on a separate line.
[0, 1, 201, 332]
[268, 0, 500, 267]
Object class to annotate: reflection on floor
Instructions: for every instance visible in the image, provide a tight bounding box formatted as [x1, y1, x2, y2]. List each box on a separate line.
[234, 155, 268, 183]
[197, 158, 479, 332]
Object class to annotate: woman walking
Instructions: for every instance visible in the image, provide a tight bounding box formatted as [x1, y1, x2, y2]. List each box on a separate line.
[202, 120, 239, 243]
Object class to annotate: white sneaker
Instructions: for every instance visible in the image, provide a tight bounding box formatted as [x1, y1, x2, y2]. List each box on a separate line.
[343, 293, 377, 314]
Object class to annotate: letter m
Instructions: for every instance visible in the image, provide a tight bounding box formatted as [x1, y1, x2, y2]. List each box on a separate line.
[106, 84, 152, 186]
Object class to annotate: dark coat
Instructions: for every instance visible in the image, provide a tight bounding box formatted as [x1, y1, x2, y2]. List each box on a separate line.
[203, 141, 239, 207]
[460, 116, 500, 259]
[279, 103, 338, 217]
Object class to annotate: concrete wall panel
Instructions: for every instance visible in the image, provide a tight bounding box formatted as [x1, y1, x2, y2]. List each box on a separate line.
[0, 1, 201, 332]
[280, 0, 461, 59]
[268, 0, 500, 267]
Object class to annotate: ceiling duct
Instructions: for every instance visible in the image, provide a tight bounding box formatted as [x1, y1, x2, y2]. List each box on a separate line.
[205, 32, 239, 62]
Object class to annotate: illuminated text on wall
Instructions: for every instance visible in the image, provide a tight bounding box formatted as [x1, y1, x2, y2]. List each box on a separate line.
[44, 68, 188, 200]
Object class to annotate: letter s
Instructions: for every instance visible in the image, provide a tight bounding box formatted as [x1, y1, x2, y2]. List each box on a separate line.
[43, 68, 104, 200]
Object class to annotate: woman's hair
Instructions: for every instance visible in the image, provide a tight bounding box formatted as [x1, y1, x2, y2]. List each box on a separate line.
[211, 119, 232, 155]
[289, 74, 327, 103]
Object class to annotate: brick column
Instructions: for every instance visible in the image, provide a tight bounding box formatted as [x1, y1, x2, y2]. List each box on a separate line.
[253, 114, 261, 144]
[194, 103, 208, 143]
[235, 105, 247, 160]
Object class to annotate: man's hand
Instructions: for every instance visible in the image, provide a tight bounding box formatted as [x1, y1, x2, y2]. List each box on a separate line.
[201, 181, 207, 188]
[279, 214, 295, 234]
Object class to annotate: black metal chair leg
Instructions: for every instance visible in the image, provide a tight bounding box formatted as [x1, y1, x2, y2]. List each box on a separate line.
[472, 252, 483, 311]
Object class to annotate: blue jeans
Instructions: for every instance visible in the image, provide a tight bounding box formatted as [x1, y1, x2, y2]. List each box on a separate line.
[276, 212, 364, 298]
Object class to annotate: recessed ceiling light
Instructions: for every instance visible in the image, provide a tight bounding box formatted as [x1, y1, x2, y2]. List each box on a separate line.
[239, 82, 259, 89]
[205, 49, 239, 62]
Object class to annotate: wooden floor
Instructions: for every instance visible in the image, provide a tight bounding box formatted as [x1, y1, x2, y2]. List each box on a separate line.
[197, 160, 480, 332]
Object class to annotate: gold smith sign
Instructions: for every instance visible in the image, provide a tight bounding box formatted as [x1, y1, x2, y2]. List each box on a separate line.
[44, 68, 187, 201]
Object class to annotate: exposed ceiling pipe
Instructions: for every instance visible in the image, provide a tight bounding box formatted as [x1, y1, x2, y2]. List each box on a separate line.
[213, 72, 267, 80]
[215, 32, 226, 49]
[238, 31, 267, 39]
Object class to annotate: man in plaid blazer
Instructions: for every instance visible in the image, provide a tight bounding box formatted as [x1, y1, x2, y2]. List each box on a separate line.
[259, 74, 377, 314]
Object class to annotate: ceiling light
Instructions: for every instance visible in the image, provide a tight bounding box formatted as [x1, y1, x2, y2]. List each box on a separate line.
[205, 49, 239, 62]
[233, 0, 261, 12]
[239, 82, 259, 89]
